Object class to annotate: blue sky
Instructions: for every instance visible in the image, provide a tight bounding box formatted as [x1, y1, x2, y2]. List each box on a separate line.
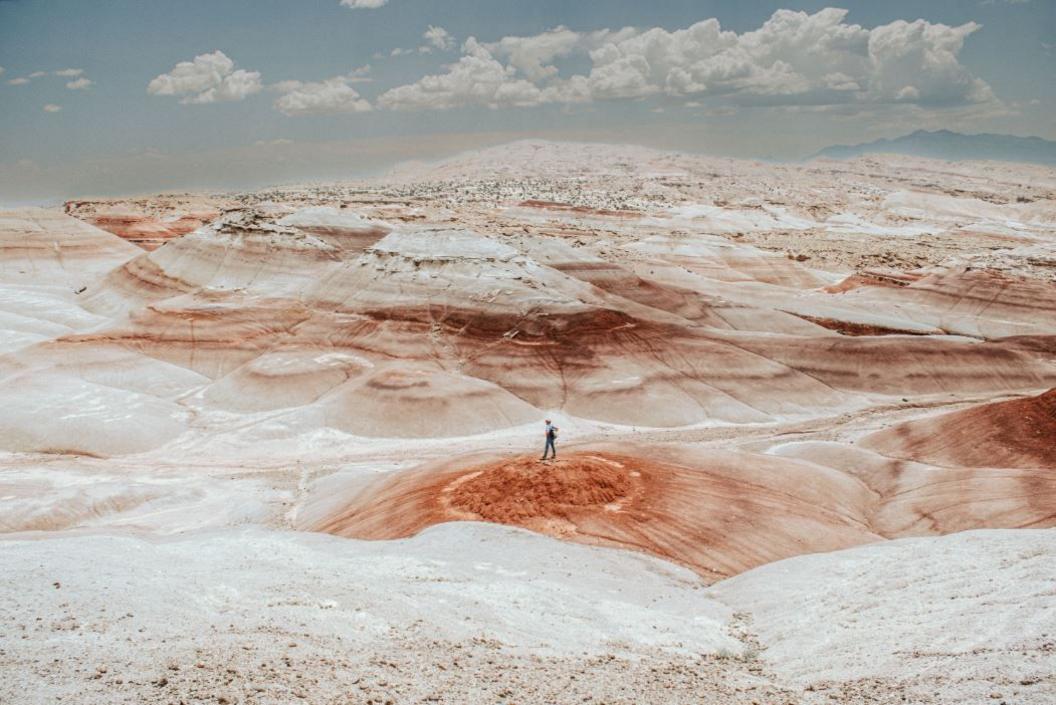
[0, 0, 1052, 202]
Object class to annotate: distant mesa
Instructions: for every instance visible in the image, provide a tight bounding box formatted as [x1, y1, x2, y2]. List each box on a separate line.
[811, 130, 1056, 167]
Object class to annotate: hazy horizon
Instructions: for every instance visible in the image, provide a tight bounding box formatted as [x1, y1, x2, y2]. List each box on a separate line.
[2, 0, 1053, 202]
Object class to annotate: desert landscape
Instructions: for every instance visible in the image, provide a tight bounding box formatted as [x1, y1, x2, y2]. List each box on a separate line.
[0, 139, 1053, 704]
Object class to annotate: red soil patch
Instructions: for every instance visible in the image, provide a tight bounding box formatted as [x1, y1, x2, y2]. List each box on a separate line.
[447, 455, 634, 525]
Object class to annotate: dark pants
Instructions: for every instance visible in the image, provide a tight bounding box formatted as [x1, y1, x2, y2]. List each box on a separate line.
[542, 434, 556, 459]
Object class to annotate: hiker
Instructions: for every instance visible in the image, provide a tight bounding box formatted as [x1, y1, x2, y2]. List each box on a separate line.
[541, 418, 558, 460]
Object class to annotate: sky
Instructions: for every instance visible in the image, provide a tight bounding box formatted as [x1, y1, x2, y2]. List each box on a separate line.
[0, 0, 1053, 202]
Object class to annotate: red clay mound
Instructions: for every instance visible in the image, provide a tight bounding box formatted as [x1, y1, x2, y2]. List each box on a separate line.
[308, 443, 1056, 580]
[308, 446, 880, 582]
[863, 388, 1056, 469]
[448, 455, 635, 526]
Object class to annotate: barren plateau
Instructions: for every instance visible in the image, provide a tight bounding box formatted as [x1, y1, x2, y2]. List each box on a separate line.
[2, 141, 1054, 705]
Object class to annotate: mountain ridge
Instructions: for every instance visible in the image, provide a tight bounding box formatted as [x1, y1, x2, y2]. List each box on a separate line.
[812, 129, 1056, 166]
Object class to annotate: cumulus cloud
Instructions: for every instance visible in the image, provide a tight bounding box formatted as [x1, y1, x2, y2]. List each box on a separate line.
[379, 8, 996, 113]
[378, 38, 551, 110]
[54, 68, 83, 77]
[866, 18, 992, 106]
[340, 0, 387, 8]
[422, 25, 455, 52]
[66, 77, 93, 90]
[485, 26, 634, 82]
[147, 50, 262, 104]
[43, 104, 62, 113]
[28, 71, 47, 79]
[8, 77, 29, 85]
[484, 26, 581, 81]
[274, 75, 372, 116]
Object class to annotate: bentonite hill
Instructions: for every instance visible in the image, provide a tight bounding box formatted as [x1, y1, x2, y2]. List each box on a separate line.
[2, 140, 1055, 705]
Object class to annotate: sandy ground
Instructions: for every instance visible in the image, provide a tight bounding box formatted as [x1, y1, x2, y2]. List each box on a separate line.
[2, 526, 1052, 705]
[2, 142, 1055, 703]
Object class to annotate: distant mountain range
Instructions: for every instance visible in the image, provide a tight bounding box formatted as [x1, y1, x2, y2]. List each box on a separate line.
[812, 129, 1056, 166]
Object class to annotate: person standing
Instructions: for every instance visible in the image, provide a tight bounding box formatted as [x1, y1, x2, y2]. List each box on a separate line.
[541, 418, 558, 460]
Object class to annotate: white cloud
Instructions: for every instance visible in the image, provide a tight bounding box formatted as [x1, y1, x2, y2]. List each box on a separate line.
[485, 26, 635, 82]
[866, 19, 992, 106]
[340, 0, 387, 8]
[147, 50, 262, 104]
[390, 27, 460, 58]
[43, 104, 62, 113]
[379, 9, 996, 113]
[54, 68, 83, 77]
[579, 10, 867, 101]
[8, 77, 29, 86]
[274, 76, 372, 116]
[28, 71, 47, 79]
[0, 67, 5, 77]
[66, 77, 93, 90]
[378, 38, 547, 110]
[485, 26, 581, 81]
[347, 64, 373, 82]
[422, 25, 455, 52]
